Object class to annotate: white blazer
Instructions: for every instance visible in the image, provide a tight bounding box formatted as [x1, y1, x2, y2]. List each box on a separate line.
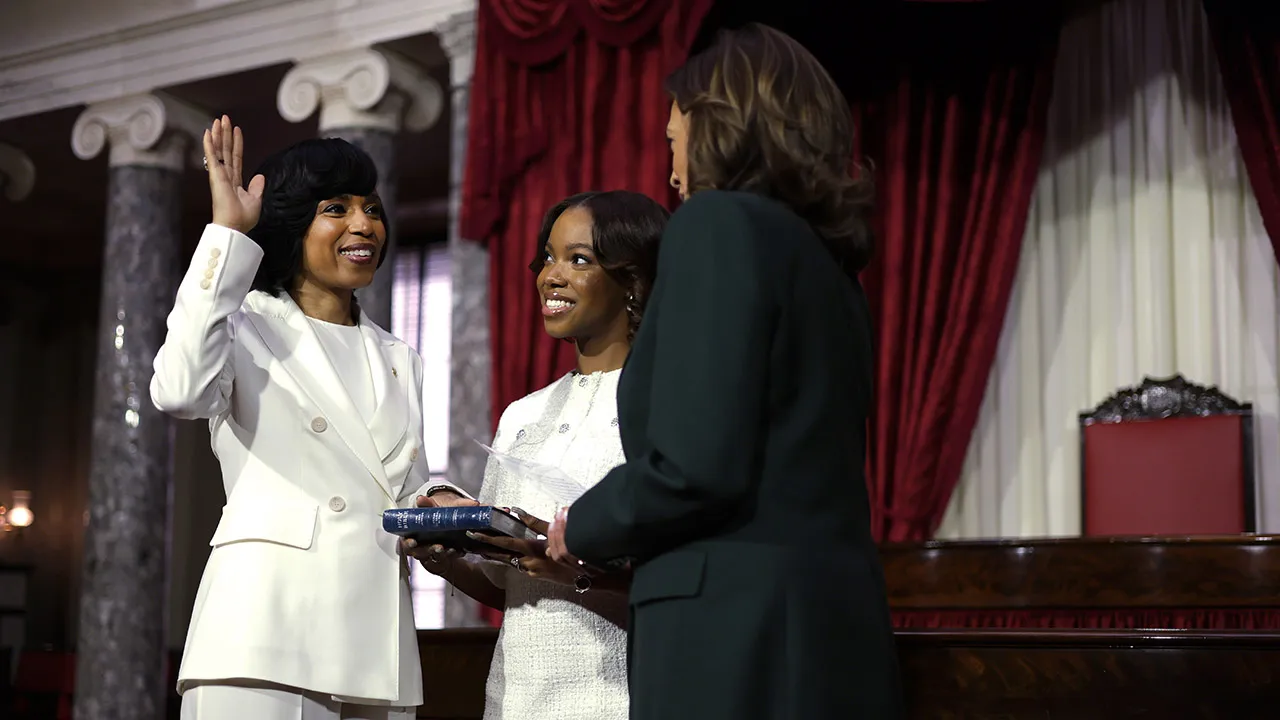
[151, 224, 461, 705]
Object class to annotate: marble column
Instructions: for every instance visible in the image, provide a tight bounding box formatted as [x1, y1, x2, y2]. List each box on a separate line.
[438, 9, 490, 628]
[0, 143, 36, 202]
[70, 92, 206, 720]
[277, 48, 444, 329]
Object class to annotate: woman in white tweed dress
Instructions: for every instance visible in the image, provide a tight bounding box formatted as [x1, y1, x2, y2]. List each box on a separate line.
[407, 190, 667, 720]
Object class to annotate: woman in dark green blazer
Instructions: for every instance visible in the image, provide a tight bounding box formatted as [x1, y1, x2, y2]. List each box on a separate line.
[547, 23, 903, 720]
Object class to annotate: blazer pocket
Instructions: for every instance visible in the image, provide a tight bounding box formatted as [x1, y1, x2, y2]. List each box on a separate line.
[630, 549, 706, 606]
[209, 494, 319, 550]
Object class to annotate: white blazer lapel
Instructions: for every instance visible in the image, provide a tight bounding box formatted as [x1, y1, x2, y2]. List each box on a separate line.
[359, 320, 410, 462]
[244, 293, 394, 502]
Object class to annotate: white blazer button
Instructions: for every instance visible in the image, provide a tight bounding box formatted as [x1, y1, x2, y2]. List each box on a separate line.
[311, 417, 328, 433]
[210, 247, 222, 258]
[410, 447, 419, 461]
[329, 496, 346, 512]
[199, 279, 211, 290]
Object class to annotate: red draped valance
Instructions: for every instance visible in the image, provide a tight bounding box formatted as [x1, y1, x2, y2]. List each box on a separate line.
[484, 0, 678, 65]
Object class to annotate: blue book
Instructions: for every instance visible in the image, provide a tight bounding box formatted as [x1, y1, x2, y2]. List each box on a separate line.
[382, 506, 540, 555]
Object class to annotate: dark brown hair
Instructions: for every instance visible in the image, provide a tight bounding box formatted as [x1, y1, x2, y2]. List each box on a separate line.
[529, 190, 669, 340]
[666, 23, 874, 276]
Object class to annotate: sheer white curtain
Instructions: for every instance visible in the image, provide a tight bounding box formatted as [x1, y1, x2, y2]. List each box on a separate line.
[938, 0, 1278, 539]
[391, 244, 452, 628]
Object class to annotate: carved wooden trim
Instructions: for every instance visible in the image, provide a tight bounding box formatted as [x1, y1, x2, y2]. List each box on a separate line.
[1080, 374, 1250, 425]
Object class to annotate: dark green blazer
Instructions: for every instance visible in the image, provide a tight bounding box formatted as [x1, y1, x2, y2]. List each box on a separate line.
[565, 190, 902, 720]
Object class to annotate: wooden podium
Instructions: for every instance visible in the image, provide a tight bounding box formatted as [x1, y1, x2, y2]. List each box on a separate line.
[416, 535, 1280, 719]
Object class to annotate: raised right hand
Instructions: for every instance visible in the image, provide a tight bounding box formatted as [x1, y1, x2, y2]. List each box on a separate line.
[204, 115, 265, 234]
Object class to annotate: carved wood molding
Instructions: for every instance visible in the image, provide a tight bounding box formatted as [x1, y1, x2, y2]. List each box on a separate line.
[1080, 374, 1250, 425]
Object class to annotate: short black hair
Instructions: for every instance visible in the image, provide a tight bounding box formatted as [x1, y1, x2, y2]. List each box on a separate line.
[529, 191, 669, 340]
[248, 138, 389, 296]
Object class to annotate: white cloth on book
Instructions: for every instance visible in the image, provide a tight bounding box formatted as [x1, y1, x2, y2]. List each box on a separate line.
[477, 369, 629, 720]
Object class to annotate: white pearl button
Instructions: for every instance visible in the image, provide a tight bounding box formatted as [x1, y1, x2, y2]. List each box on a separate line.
[410, 447, 419, 461]
[310, 417, 328, 433]
[328, 496, 346, 512]
[199, 279, 211, 290]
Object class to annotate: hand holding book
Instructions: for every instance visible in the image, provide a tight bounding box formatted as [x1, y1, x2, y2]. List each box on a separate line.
[396, 494, 514, 565]
[462, 507, 582, 585]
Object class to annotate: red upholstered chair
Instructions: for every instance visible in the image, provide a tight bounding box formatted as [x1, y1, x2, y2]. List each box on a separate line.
[1080, 374, 1256, 536]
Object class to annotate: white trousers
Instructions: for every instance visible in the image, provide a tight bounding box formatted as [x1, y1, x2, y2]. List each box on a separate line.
[180, 681, 415, 720]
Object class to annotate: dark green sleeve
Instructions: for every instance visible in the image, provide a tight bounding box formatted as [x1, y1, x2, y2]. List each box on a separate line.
[566, 192, 776, 563]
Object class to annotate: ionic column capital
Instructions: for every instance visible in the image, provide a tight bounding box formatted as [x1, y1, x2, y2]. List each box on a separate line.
[71, 92, 208, 170]
[436, 10, 477, 89]
[277, 48, 444, 134]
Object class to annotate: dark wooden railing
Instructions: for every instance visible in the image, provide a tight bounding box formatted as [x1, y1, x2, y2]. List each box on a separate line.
[416, 535, 1280, 719]
[10, 536, 1280, 719]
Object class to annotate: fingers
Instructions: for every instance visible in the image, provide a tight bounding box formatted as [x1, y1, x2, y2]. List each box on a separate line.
[401, 537, 460, 561]
[546, 507, 570, 562]
[508, 508, 550, 536]
[201, 128, 217, 186]
[472, 547, 518, 562]
[428, 491, 480, 508]
[220, 115, 233, 176]
[467, 532, 547, 560]
[466, 531, 517, 552]
[511, 556, 576, 585]
[415, 495, 440, 508]
[232, 125, 245, 189]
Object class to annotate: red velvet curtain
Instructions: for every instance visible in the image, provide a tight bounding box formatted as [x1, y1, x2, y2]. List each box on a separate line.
[851, 2, 1061, 541]
[460, 0, 713, 625]
[461, 0, 712, 432]
[1203, 0, 1280, 253]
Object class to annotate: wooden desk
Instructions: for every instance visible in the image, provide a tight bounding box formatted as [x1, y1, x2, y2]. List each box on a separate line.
[881, 534, 1280, 627]
[899, 628, 1280, 718]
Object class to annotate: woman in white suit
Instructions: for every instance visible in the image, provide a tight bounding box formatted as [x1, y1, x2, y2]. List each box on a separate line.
[151, 116, 469, 720]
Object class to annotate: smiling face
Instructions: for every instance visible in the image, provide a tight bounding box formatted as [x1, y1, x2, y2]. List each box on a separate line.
[536, 206, 630, 346]
[297, 193, 386, 295]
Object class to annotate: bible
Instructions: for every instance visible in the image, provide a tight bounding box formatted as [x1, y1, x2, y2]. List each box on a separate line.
[382, 506, 541, 555]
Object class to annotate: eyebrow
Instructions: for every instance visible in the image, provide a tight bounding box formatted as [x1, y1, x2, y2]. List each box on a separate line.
[326, 194, 382, 203]
[543, 241, 594, 255]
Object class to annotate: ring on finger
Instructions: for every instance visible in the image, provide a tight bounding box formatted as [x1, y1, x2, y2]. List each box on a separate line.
[202, 156, 208, 171]
[509, 556, 524, 572]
